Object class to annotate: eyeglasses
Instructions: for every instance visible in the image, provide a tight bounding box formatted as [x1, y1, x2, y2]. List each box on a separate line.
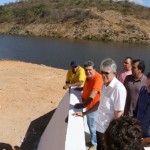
[101, 71, 111, 75]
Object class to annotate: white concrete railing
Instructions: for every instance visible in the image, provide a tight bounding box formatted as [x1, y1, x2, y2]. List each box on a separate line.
[37, 87, 150, 150]
[37, 88, 87, 150]
[65, 87, 86, 150]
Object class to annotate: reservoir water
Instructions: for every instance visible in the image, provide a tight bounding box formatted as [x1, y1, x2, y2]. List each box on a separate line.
[0, 34, 150, 73]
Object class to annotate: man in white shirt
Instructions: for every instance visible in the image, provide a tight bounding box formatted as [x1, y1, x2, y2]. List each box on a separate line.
[96, 58, 127, 150]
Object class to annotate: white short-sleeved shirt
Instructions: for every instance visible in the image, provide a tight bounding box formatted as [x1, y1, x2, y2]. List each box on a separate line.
[96, 77, 127, 133]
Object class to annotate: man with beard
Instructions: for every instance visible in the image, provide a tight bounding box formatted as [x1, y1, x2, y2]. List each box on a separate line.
[124, 59, 147, 116]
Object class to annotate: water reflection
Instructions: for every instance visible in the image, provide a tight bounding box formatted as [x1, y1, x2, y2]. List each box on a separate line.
[0, 35, 150, 73]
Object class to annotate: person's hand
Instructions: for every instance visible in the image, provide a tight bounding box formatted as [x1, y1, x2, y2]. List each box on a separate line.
[74, 103, 84, 109]
[63, 84, 70, 90]
[72, 112, 84, 117]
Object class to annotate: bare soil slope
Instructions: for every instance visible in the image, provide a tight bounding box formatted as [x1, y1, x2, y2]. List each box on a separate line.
[0, 60, 67, 150]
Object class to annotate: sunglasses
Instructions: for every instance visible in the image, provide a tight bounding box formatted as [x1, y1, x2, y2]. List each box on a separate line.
[101, 71, 111, 75]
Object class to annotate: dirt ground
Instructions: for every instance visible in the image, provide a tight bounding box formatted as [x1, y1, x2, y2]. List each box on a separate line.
[0, 60, 67, 150]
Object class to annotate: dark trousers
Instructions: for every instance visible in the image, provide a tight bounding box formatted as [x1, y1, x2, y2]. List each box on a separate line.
[96, 131, 104, 150]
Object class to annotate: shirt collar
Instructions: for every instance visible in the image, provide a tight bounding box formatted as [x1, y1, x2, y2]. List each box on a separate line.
[87, 72, 97, 81]
[105, 77, 116, 88]
[133, 74, 144, 82]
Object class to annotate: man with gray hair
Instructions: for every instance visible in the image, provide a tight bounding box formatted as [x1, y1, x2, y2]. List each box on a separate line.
[96, 58, 127, 150]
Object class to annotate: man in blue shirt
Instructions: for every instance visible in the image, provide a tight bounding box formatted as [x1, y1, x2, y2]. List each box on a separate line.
[135, 72, 150, 146]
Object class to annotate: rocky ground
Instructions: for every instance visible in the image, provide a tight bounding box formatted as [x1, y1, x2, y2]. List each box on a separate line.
[0, 60, 67, 150]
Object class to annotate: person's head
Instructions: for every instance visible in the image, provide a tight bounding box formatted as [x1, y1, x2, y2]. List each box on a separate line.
[100, 58, 117, 86]
[123, 57, 132, 71]
[132, 60, 145, 79]
[146, 72, 150, 93]
[70, 60, 79, 73]
[104, 116, 143, 150]
[84, 61, 96, 79]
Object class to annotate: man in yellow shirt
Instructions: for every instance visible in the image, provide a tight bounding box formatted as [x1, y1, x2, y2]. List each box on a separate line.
[63, 60, 86, 90]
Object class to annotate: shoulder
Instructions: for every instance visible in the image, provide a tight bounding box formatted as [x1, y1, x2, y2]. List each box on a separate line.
[118, 70, 124, 75]
[114, 78, 126, 92]
[124, 74, 133, 83]
[95, 72, 103, 80]
[140, 85, 147, 92]
[95, 71, 102, 77]
[67, 69, 72, 73]
[125, 74, 132, 79]
[78, 66, 85, 72]
[142, 75, 147, 81]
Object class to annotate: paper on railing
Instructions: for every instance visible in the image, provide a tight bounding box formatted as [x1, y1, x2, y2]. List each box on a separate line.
[65, 87, 86, 150]
[144, 147, 150, 150]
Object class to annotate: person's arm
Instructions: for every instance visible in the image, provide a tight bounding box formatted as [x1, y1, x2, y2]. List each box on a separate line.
[84, 101, 99, 115]
[142, 137, 150, 146]
[134, 99, 139, 118]
[73, 101, 99, 117]
[63, 83, 70, 90]
[83, 90, 98, 107]
[63, 81, 84, 90]
[134, 86, 145, 118]
[63, 71, 71, 90]
[68, 81, 84, 87]
[74, 87, 83, 91]
[114, 111, 123, 118]
[74, 90, 98, 109]
[114, 84, 127, 118]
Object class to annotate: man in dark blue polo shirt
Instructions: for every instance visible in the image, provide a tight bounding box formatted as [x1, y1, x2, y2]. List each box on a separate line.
[134, 72, 150, 146]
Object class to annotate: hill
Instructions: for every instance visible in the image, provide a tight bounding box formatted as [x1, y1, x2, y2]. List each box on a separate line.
[0, 0, 150, 43]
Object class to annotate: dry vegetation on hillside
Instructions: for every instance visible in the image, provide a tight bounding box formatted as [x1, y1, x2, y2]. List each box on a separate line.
[0, 0, 150, 43]
[1, 0, 150, 23]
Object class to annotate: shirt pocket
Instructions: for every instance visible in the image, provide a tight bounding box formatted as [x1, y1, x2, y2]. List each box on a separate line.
[102, 96, 111, 111]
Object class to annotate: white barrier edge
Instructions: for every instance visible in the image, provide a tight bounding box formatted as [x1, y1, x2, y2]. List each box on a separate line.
[65, 88, 86, 150]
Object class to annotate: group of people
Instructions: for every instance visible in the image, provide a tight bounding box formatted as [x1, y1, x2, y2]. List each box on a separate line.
[63, 58, 150, 150]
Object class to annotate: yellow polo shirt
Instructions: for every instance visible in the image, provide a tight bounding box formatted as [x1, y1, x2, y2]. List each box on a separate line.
[66, 66, 86, 85]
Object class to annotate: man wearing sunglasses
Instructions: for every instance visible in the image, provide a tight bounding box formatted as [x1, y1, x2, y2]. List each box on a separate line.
[96, 58, 127, 150]
[63, 60, 86, 90]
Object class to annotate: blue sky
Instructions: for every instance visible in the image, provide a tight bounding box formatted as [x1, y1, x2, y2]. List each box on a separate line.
[0, 0, 17, 6]
[143, 0, 150, 7]
[0, 0, 150, 7]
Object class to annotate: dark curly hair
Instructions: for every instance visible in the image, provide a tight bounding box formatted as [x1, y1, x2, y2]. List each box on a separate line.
[104, 116, 143, 150]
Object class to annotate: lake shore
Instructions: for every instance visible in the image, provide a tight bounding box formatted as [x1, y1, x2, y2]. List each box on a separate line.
[0, 60, 67, 149]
